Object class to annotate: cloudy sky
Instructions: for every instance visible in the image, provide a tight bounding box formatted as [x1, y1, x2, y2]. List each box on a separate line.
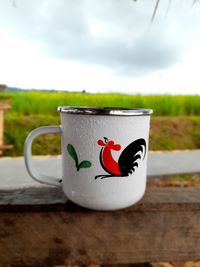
[0, 0, 200, 94]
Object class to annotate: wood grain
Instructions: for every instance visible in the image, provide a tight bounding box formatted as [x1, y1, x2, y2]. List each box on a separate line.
[0, 187, 200, 266]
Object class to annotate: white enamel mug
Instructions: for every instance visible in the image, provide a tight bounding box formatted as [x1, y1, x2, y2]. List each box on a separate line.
[24, 106, 153, 210]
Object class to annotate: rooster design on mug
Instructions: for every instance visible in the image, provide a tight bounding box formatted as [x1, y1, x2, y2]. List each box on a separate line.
[95, 138, 146, 179]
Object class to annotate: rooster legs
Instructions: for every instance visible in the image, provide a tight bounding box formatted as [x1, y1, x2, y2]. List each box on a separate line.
[95, 174, 124, 179]
[95, 174, 115, 180]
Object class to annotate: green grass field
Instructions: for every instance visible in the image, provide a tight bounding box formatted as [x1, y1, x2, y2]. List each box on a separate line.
[1, 91, 200, 156]
[1, 91, 200, 116]
[4, 115, 200, 156]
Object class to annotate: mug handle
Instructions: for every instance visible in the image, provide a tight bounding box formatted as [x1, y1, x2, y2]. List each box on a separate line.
[24, 125, 62, 187]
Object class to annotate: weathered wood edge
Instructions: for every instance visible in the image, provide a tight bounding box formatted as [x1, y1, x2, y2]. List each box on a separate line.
[0, 187, 200, 265]
[0, 187, 200, 212]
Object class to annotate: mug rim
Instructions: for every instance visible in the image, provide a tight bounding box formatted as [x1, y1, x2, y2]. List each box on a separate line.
[57, 106, 153, 116]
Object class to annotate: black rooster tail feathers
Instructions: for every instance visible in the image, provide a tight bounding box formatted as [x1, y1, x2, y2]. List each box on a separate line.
[118, 138, 146, 177]
[140, 139, 146, 160]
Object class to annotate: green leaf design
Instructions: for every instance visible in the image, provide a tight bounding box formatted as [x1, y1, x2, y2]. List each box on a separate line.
[67, 144, 92, 172]
[67, 144, 78, 167]
[78, 160, 92, 171]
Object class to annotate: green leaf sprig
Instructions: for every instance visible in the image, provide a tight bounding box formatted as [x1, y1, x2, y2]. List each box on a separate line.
[67, 144, 92, 171]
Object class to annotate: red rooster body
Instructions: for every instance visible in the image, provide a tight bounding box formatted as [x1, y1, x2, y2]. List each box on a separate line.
[95, 137, 146, 179]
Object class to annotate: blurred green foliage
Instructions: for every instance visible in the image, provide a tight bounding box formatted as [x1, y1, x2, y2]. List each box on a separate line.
[1, 91, 200, 116]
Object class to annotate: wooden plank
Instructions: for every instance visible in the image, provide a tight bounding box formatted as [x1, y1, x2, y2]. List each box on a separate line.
[0, 187, 200, 266]
[0, 102, 11, 110]
[0, 110, 3, 156]
[0, 110, 3, 145]
[0, 144, 13, 150]
[0, 102, 12, 156]
[0, 186, 200, 208]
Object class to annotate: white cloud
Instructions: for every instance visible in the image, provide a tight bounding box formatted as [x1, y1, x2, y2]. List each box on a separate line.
[0, 0, 200, 94]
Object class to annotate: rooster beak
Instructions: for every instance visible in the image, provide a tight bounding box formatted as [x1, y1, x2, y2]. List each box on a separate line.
[104, 137, 108, 143]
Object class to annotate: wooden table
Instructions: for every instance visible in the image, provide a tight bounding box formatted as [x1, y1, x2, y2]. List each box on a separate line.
[0, 186, 200, 266]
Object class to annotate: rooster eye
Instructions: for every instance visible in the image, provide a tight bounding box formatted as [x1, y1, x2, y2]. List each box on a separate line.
[104, 137, 108, 143]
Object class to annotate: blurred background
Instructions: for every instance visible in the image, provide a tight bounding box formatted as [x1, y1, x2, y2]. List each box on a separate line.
[0, 0, 200, 187]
